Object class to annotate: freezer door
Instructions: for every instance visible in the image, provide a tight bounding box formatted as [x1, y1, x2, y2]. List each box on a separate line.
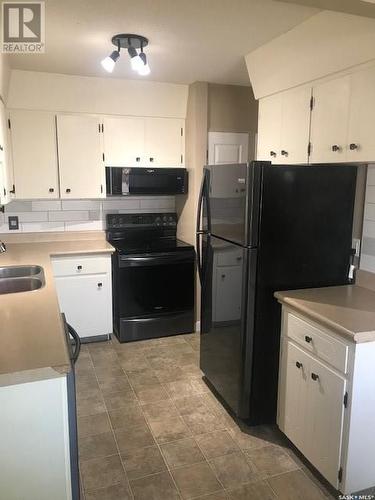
[203, 162, 263, 247]
[200, 235, 257, 418]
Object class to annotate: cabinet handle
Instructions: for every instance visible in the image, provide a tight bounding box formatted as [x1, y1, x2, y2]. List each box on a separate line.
[296, 361, 303, 369]
[305, 335, 312, 343]
[49, 188, 54, 193]
[136, 157, 141, 162]
[281, 150, 288, 157]
[349, 143, 359, 150]
[311, 372, 319, 381]
[331, 144, 341, 152]
[66, 188, 71, 193]
[97, 282, 103, 288]
[149, 157, 154, 162]
[0, 145, 3, 151]
[77, 265, 82, 271]
[270, 151, 277, 158]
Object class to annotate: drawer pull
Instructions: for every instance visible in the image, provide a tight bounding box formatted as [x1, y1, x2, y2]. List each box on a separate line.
[281, 150, 288, 157]
[66, 188, 71, 193]
[77, 265, 82, 271]
[331, 144, 341, 152]
[311, 372, 319, 381]
[305, 335, 312, 343]
[296, 361, 303, 369]
[270, 151, 277, 158]
[97, 282, 103, 288]
[349, 143, 358, 150]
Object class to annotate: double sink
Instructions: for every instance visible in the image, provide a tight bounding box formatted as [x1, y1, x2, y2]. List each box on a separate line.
[0, 265, 45, 295]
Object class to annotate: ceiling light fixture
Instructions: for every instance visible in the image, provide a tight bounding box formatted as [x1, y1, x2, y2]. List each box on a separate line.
[101, 34, 150, 76]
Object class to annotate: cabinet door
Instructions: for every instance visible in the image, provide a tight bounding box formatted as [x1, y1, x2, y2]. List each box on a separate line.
[280, 341, 310, 454]
[257, 93, 282, 162]
[307, 356, 346, 488]
[347, 67, 375, 162]
[57, 114, 105, 198]
[10, 110, 59, 199]
[144, 117, 184, 167]
[208, 132, 249, 165]
[310, 76, 350, 163]
[103, 116, 144, 167]
[278, 87, 311, 165]
[54, 274, 112, 339]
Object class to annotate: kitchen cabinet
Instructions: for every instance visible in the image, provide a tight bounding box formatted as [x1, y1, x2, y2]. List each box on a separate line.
[144, 117, 184, 167]
[278, 307, 375, 494]
[56, 114, 105, 199]
[309, 77, 351, 163]
[102, 116, 144, 167]
[0, 103, 13, 205]
[257, 87, 311, 164]
[52, 254, 112, 340]
[9, 110, 59, 199]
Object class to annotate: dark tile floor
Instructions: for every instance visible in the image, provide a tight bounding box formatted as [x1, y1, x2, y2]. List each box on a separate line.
[76, 332, 336, 500]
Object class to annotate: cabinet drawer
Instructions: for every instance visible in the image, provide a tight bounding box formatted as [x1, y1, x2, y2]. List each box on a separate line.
[52, 254, 111, 277]
[286, 313, 348, 374]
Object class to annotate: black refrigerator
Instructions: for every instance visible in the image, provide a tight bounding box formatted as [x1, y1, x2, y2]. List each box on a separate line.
[196, 161, 357, 425]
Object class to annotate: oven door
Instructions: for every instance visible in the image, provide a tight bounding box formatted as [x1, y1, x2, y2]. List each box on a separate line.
[113, 250, 195, 341]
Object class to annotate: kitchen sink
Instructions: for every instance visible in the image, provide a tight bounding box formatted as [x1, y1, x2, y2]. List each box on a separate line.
[0, 265, 45, 295]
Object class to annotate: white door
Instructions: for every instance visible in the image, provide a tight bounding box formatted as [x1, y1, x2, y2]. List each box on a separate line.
[347, 67, 375, 162]
[257, 94, 282, 162]
[54, 274, 112, 339]
[208, 132, 249, 165]
[10, 110, 59, 199]
[307, 356, 346, 488]
[103, 116, 144, 167]
[278, 87, 312, 165]
[56, 114, 105, 199]
[281, 341, 310, 454]
[144, 117, 184, 167]
[310, 76, 351, 164]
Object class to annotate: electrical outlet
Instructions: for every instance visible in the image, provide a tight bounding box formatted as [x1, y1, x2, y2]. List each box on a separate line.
[8, 215, 19, 230]
[352, 238, 361, 257]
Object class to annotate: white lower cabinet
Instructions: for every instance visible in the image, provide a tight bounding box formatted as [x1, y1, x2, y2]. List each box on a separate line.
[278, 308, 375, 494]
[52, 254, 113, 340]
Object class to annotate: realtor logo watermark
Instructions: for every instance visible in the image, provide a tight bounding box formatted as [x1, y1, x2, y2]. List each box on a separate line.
[2, 2, 45, 53]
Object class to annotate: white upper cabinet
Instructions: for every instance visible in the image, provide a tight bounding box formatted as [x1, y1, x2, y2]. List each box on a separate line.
[102, 116, 144, 167]
[257, 87, 311, 165]
[0, 101, 11, 205]
[309, 76, 351, 164]
[10, 110, 59, 199]
[144, 118, 184, 167]
[347, 67, 375, 162]
[56, 114, 105, 199]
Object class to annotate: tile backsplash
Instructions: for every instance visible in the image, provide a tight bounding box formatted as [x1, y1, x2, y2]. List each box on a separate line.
[0, 197, 175, 234]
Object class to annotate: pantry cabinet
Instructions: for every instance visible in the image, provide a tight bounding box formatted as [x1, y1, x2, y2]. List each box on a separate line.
[52, 254, 113, 341]
[56, 114, 105, 199]
[277, 307, 375, 494]
[9, 110, 59, 199]
[257, 87, 311, 164]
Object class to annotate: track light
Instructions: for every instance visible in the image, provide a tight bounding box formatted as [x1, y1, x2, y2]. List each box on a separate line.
[101, 34, 150, 76]
[101, 50, 120, 73]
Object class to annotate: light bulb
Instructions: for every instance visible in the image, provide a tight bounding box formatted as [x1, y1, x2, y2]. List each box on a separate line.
[128, 46, 144, 72]
[138, 52, 150, 75]
[101, 50, 120, 73]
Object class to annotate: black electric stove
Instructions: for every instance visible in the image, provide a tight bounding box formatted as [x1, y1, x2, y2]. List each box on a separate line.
[106, 213, 195, 343]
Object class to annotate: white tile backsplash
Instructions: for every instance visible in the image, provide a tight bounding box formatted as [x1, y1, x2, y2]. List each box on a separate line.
[0, 196, 176, 234]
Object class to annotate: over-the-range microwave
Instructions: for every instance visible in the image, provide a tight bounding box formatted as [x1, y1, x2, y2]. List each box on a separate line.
[105, 167, 188, 196]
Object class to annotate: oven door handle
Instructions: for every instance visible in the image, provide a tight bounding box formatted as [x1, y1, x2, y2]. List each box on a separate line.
[119, 253, 195, 267]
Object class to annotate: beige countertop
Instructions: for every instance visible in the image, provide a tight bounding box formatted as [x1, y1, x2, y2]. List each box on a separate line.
[0, 235, 114, 385]
[275, 285, 375, 343]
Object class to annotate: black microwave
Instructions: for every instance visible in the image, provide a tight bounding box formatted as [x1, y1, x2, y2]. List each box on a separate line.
[105, 167, 188, 196]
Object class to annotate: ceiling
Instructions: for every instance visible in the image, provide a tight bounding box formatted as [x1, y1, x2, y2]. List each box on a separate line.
[7, 0, 319, 85]
[275, 0, 375, 18]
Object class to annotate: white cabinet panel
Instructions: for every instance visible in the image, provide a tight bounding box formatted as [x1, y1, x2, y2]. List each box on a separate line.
[278, 86, 311, 165]
[257, 93, 282, 162]
[0, 101, 9, 205]
[54, 273, 112, 339]
[310, 77, 351, 163]
[56, 114, 105, 199]
[10, 110, 59, 199]
[144, 117, 184, 167]
[208, 132, 249, 165]
[347, 67, 375, 162]
[103, 116, 144, 167]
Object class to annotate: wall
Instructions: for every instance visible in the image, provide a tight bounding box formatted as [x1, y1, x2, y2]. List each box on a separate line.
[0, 55, 10, 102]
[360, 165, 375, 271]
[7, 70, 188, 118]
[0, 197, 175, 234]
[246, 11, 375, 99]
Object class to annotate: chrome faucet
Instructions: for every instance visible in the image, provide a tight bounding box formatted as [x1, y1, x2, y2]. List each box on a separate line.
[0, 241, 6, 253]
